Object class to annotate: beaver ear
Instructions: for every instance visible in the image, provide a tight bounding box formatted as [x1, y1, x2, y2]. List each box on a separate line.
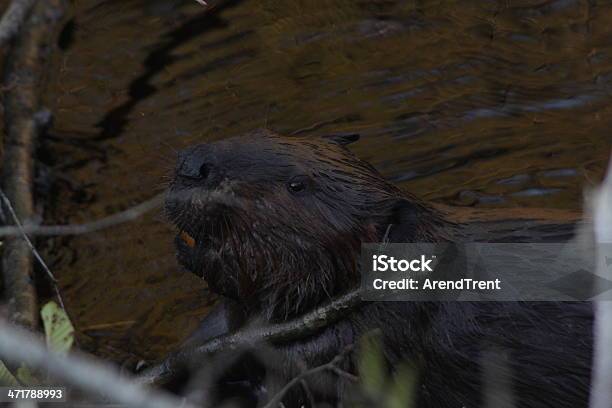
[322, 133, 360, 146]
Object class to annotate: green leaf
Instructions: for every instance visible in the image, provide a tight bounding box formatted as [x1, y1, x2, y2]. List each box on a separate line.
[358, 331, 387, 398]
[386, 363, 417, 408]
[41, 301, 74, 354]
[0, 360, 19, 386]
[16, 365, 38, 386]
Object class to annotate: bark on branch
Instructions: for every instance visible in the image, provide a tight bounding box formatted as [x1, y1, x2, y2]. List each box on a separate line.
[1, 0, 66, 329]
[138, 289, 363, 386]
[0, 193, 164, 237]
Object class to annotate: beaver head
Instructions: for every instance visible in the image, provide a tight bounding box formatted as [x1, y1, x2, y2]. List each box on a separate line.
[166, 129, 446, 320]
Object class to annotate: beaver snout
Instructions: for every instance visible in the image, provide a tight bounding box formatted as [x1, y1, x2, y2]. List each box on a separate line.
[173, 144, 230, 192]
[176, 145, 212, 181]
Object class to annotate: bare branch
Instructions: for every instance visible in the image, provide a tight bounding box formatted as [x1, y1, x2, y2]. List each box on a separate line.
[263, 346, 356, 408]
[0, 0, 38, 47]
[1, 0, 66, 330]
[138, 289, 363, 386]
[0, 193, 164, 237]
[0, 188, 66, 311]
[0, 320, 197, 408]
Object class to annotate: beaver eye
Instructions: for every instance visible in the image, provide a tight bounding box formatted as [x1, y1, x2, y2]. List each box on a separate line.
[287, 175, 310, 194]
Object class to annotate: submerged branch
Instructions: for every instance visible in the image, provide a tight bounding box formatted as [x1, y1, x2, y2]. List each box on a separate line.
[138, 289, 363, 386]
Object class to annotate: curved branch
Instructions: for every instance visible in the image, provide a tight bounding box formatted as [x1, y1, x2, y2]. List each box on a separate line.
[0, 193, 164, 237]
[263, 345, 356, 408]
[138, 289, 363, 386]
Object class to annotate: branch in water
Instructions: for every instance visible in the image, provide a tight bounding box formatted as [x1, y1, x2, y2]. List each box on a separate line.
[138, 289, 363, 386]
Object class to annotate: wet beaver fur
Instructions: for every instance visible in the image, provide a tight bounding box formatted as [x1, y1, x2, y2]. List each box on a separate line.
[165, 129, 592, 407]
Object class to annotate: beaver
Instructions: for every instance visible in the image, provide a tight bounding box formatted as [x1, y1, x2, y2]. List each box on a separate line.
[165, 129, 593, 408]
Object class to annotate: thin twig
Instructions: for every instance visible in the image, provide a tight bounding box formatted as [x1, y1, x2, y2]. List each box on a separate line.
[0, 0, 38, 47]
[299, 379, 316, 408]
[0, 193, 164, 237]
[0, 188, 66, 311]
[263, 346, 356, 408]
[331, 366, 359, 382]
[0, 320, 197, 408]
[138, 289, 363, 386]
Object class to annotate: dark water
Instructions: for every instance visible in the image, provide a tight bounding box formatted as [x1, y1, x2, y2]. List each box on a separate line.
[42, 0, 611, 362]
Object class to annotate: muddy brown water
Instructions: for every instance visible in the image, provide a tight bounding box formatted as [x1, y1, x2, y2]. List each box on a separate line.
[28, 0, 612, 363]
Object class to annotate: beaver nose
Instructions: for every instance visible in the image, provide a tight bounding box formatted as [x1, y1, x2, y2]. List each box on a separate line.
[176, 148, 210, 181]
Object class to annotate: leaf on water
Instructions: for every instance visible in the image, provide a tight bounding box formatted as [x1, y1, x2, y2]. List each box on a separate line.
[0, 360, 19, 386]
[41, 301, 75, 354]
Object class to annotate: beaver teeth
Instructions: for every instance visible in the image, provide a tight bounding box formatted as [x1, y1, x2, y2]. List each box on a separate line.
[179, 230, 196, 248]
